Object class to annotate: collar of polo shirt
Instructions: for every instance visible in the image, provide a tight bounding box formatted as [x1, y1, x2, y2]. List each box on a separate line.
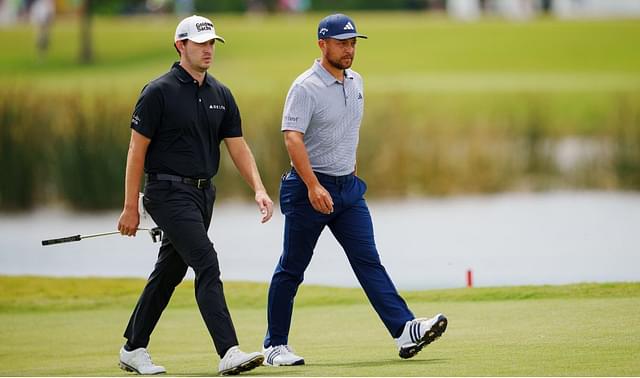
[171, 62, 215, 87]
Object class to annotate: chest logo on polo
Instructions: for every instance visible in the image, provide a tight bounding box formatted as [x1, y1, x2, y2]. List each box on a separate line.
[357, 92, 363, 100]
[209, 104, 226, 110]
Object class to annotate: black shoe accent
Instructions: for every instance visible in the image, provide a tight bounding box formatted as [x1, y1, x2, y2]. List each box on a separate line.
[220, 355, 264, 376]
[119, 361, 166, 375]
[399, 314, 448, 359]
[119, 361, 138, 374]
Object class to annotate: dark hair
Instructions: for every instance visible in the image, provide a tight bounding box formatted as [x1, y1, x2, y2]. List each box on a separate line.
[174, 39, 188, 56]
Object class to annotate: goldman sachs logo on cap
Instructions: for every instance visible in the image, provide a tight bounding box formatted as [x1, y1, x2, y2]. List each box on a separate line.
[196, 22, 213, 32]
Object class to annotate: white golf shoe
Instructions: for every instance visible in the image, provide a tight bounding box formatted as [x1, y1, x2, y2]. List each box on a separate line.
[396, 313, 448, 359]
[262, 344, 305, 366]
[119, 347, 166, 375]
[218, 346, 264, 375]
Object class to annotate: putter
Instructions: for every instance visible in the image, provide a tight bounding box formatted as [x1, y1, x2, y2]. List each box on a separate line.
[41, 227, 163, 246]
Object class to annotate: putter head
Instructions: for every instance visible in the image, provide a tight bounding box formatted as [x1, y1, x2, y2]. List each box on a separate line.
[149, 227, 163, 243]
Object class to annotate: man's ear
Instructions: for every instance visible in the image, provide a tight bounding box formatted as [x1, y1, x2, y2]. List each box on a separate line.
[175, 40, 187, 55]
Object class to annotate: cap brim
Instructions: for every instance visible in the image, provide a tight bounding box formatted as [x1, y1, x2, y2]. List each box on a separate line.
[326, 32, 368, 40]
[188, 33, 225, 43]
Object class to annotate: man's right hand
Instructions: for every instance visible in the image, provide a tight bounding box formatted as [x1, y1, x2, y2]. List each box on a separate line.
[308, 183, 334, 215]
[118, 208, 140, 236]
[119, 130, 150, 237]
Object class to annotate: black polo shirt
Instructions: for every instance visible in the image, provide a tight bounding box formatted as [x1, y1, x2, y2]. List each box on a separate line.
[130, 62, 242, 179]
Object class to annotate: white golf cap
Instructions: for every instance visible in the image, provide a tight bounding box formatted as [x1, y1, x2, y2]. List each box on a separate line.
[174, 15, 225, 43]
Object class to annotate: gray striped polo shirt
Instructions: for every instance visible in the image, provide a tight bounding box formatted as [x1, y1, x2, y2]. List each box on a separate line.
[281, 59, 364, 176]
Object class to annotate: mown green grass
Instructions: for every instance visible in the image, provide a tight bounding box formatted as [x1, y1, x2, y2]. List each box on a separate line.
[0, 276, 638, 376]
[2, 14, 640, 88]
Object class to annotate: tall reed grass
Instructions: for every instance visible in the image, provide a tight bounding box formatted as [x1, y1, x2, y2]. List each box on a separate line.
[0, 90, 51, 210]
[0, 89, 638, 210]
[0, 89, 132, 210]
[612, 93, 640, 188]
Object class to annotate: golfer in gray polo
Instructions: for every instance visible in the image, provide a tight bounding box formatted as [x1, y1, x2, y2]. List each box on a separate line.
[261, 13, 448, 366]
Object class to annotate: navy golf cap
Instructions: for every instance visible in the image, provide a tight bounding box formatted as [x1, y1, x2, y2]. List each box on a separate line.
[317, 13, 368, 40]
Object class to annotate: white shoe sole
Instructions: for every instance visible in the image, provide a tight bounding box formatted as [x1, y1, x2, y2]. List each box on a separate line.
[399, 314, 448, 359]
[219, 354, 264, 376]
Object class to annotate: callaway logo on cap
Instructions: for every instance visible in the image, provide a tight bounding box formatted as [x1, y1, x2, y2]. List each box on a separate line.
[317, 13, 368, 40]
[175, 15, 225, 43]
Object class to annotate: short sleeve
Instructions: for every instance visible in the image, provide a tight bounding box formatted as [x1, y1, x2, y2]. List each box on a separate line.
[130, 83, 163, 139]
[281, 84, 313, 134]
[219, 87, 243, 139]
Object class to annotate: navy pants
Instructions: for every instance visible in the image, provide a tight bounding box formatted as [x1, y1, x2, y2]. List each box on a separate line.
[264, 170, 414, 347]
[123, 179, 238, 357]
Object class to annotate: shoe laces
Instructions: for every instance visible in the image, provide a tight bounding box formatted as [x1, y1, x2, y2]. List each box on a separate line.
[138, 349, 154, 367]
[225, 346, 242, 360]
[276, 344, 297, 354]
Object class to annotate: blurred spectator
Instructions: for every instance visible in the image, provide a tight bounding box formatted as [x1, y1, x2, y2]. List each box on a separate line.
[277, 0, 309, 12]
[29, 0, 54, 60]
[492, 0, 535, 20]
[246, 0, 277, 13]
[553, 0, 640, 19]
[0, 0, 21, 26]
[448, 0, 481, 20]
[145, 0, 168, 13]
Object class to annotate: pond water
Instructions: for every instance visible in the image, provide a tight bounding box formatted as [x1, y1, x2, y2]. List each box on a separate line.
[1, 191, 638, 290]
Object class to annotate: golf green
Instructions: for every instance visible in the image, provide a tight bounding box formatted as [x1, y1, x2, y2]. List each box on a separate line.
[1, 276, 638, 375]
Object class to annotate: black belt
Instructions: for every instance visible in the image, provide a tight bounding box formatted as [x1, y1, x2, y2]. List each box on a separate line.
[315, 171, 355, 184]
[290, 168, 354, 184]
[147, 173, 212, 189]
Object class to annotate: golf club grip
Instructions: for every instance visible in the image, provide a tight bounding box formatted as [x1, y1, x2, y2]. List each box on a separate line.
[41, 235, 82, 246]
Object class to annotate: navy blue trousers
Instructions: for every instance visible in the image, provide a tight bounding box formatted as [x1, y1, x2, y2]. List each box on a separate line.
[264, 170, 414, 347]
[123, 180, 238, 357]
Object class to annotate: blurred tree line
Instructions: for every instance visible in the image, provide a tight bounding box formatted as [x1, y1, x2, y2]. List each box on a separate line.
[89, 0, 445, 14]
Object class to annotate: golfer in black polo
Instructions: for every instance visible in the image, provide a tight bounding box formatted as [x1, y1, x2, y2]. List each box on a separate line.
[117, 15, 272, 376]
